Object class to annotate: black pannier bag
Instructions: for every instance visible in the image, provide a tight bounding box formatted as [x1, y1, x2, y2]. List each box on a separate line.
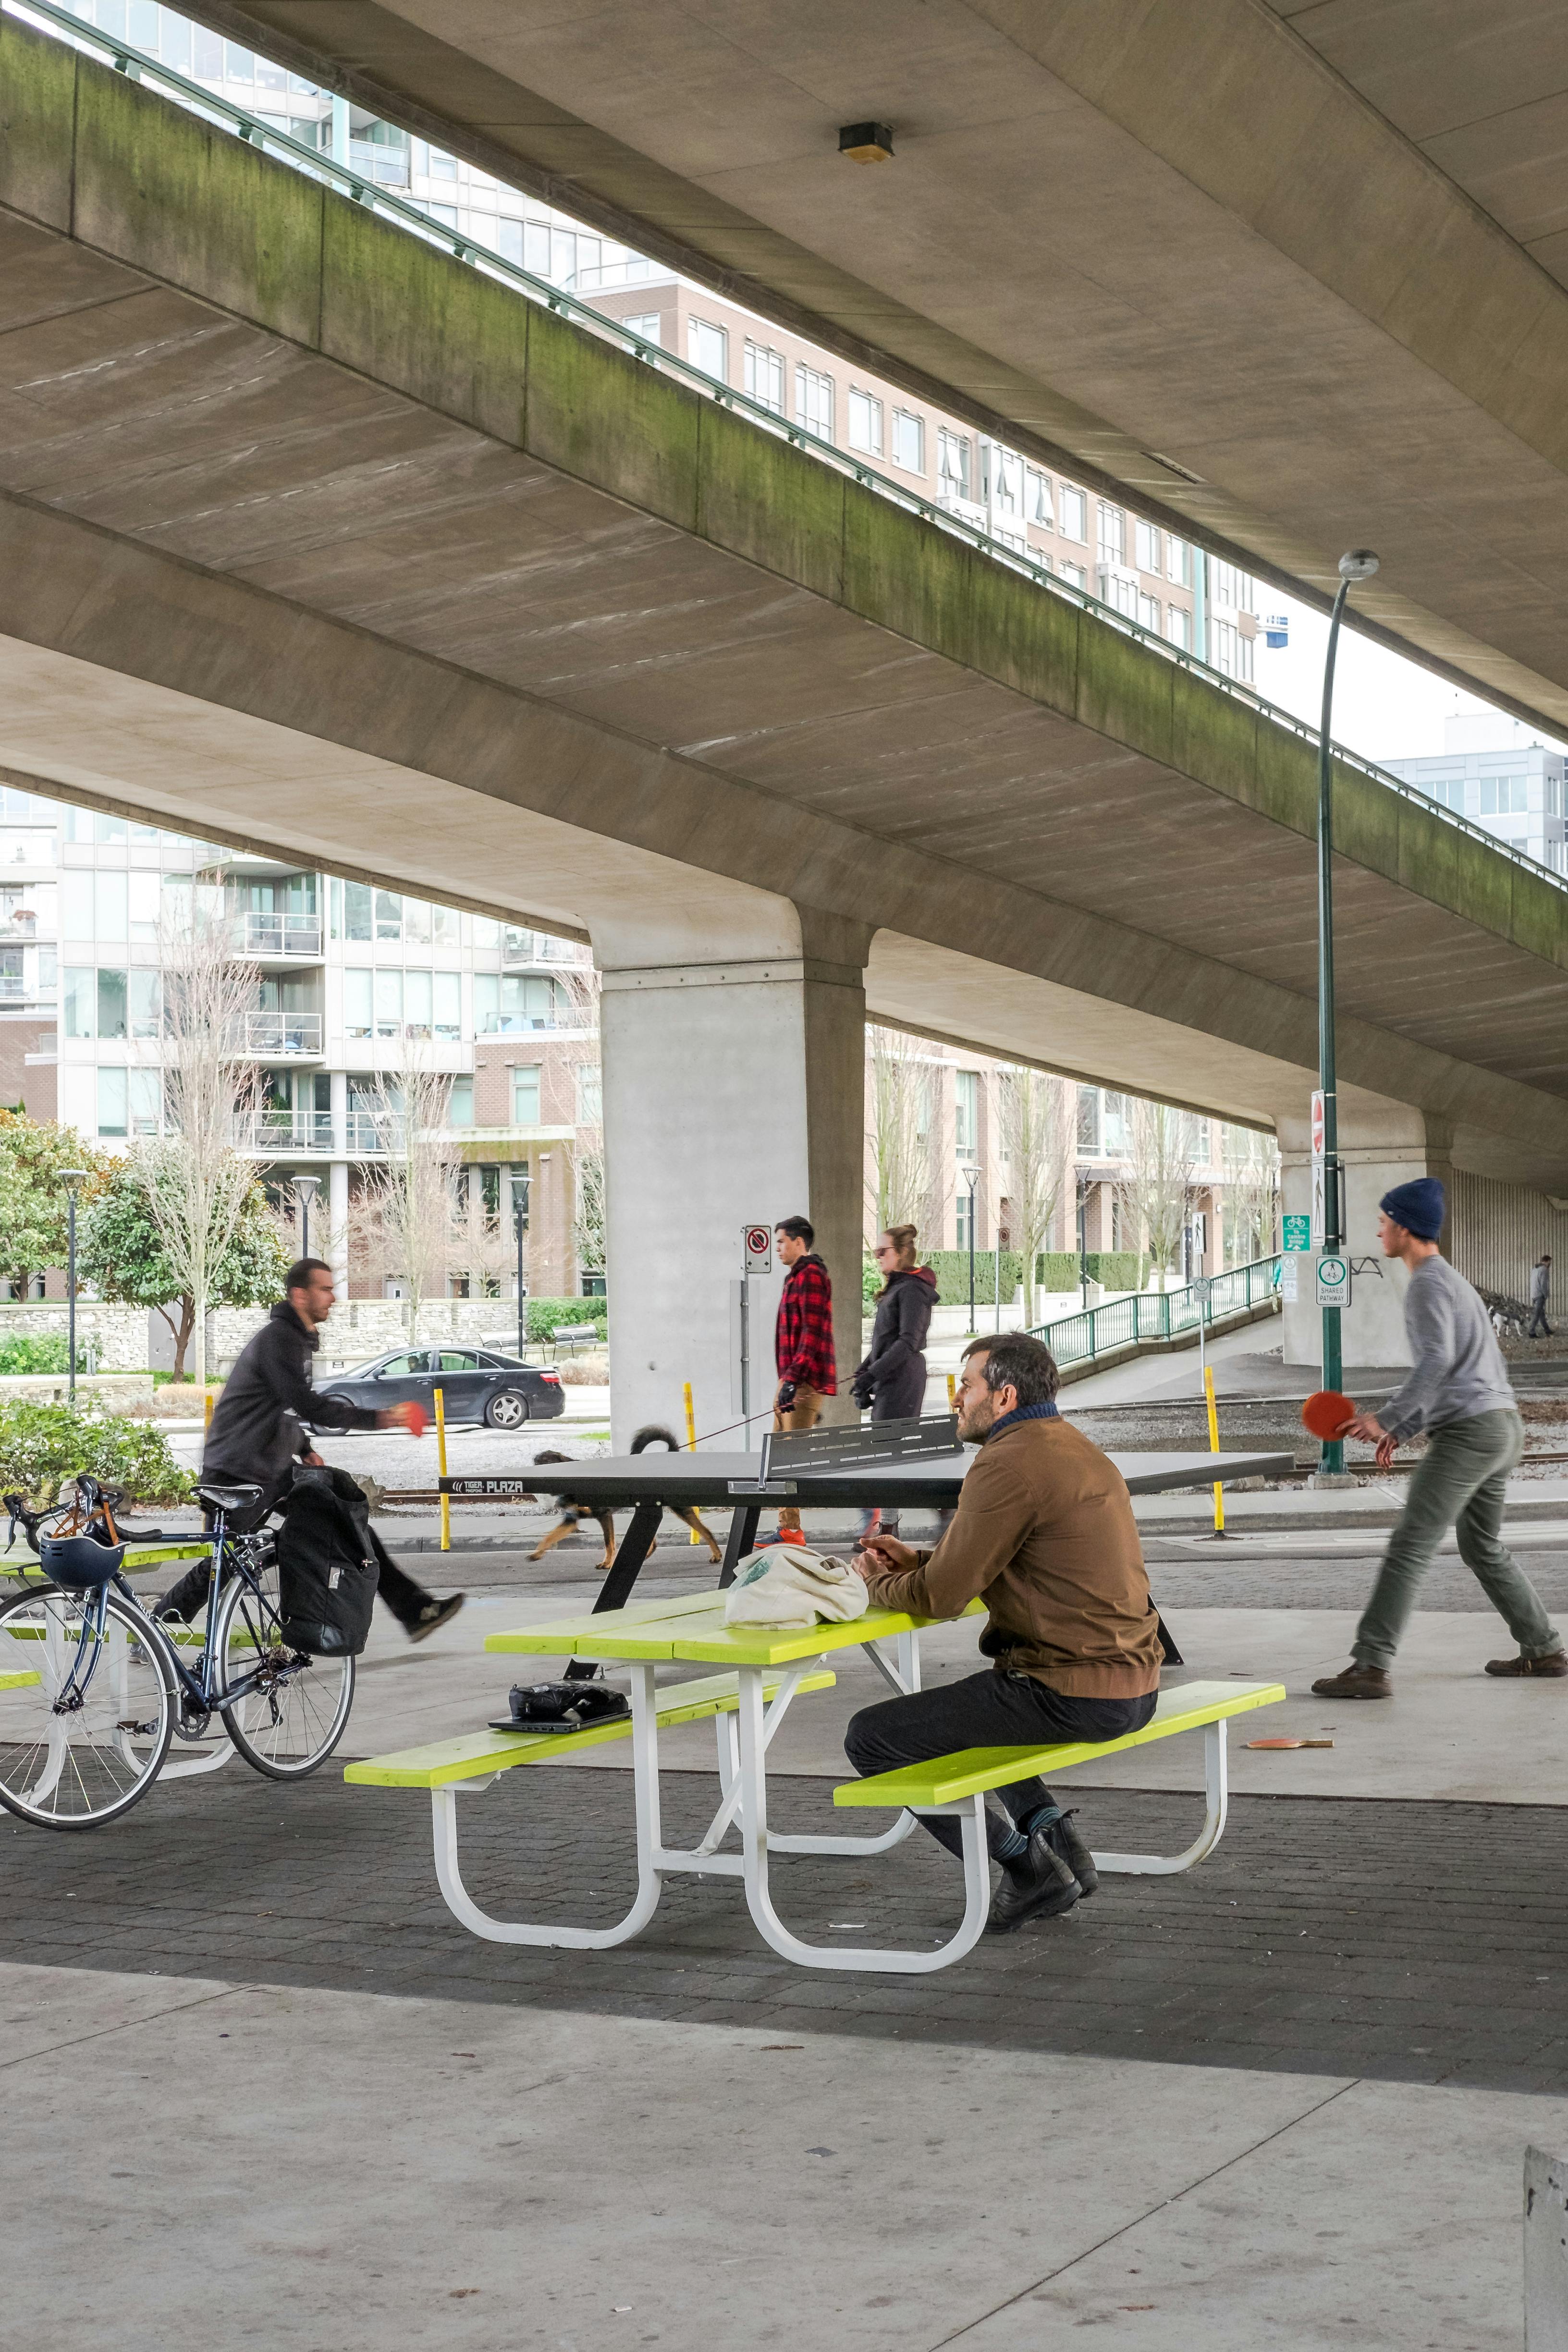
[274, 1464, 380, 1655]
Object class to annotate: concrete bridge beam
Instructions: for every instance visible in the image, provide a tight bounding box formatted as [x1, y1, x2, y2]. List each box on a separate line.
[595, 905, 870, 1450]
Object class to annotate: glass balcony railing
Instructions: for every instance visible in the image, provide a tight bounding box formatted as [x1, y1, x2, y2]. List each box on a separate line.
[237, 913, 323, 958]
[345, 1110, 404, 1151]
[245, 1011, 323, 1056]
[237, 1110, 334, 1152]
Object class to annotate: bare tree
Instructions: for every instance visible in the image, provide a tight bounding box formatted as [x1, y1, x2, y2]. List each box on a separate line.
[1221, 1122, 1281, 1265]
[1115, 1097, 1197, 1289]
[866, 1027, 943, 1245]
[555, 961, 604, 1292]
[354, 1060, 458, 1338]
[137, 896, 264, 1392]
[994, 1066, 1070, 1322]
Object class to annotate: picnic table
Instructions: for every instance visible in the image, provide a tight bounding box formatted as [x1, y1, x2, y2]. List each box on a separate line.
[349, 1584, 1284, 1973]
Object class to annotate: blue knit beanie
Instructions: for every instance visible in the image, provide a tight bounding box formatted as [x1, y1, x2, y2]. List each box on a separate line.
[1379, 1176, 1445, 1240]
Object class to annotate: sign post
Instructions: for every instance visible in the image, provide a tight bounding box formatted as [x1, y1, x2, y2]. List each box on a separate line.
[740, 1225, 772, 1445]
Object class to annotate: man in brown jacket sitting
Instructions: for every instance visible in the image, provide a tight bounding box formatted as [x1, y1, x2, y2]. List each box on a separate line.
[848, 1331, 1163, 1933]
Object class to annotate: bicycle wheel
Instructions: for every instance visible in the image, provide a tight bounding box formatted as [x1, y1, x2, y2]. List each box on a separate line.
[214, 1562, 355, 1779]
[0, 1584, 175, 1828]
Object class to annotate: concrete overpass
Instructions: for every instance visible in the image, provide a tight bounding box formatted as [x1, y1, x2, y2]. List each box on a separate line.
[172, 0, 1568, 742]
[3, 19, 1568, 1419]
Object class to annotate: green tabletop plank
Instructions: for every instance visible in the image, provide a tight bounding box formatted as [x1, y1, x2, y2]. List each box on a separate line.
[488, 1593, 986, 1663]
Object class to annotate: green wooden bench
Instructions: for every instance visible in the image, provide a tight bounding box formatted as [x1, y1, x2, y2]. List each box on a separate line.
[345, 1659, 836, 1951]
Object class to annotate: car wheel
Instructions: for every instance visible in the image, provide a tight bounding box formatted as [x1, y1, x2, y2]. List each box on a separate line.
[485, 1388, 530, 1430]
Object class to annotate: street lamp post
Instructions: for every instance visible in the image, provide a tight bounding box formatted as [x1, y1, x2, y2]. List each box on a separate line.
[1317, 549, 1380, 1477]
[61, 1170, 87, 1403]
[514, 1200, 527, 1360]
[294, 1172, 319, 1262]
[962, 1164, 980, 1333]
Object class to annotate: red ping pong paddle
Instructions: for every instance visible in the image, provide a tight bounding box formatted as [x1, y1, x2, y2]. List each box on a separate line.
[1300, 1389, 1356, 1440]
[397, 1401, 430, 1438]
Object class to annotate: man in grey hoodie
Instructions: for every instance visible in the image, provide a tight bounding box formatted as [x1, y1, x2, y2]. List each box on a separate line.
[1313, 1179, 1565, 1699]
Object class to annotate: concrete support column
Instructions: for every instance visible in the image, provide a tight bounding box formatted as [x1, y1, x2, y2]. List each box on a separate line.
[1275, 1092, 1453, 1372]
[596, 905, 870, 1450]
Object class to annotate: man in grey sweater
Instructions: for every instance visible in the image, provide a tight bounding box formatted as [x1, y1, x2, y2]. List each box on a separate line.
[1313, 1179, 1565, 1699]
[1529, 1255, 1553, 1341]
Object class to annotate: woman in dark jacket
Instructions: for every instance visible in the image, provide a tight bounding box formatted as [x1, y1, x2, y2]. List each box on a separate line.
[854, 1226, 939, 1421]
[853, 1228, 938, 1543]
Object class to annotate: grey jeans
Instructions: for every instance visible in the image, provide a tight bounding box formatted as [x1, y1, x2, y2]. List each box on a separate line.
[1352, 1408, 1560, 1670]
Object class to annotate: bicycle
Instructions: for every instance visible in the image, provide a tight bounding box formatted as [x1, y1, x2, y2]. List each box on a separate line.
[0, 1475, 356, 1829]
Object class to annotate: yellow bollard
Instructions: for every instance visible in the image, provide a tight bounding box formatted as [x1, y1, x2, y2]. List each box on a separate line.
[684, 1380, 698, 1539]
[204, 1388, 215, 1432]
[946, 1372, 956, 1409]
[434, 1384, 451, 1553]
[1203, 1362, 1225, 1537]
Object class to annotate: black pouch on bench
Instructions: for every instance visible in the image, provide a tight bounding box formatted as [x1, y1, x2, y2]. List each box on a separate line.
[274, 1465, 380, 1656]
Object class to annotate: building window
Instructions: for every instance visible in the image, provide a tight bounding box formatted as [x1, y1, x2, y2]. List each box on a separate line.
[1211, 619, 1240, 677]
[97, 1066, 127, 1138]
[479, 1164, 501, 1229]
[687, 317, 728, 380]
[1135, 520, 1161, 573]
[1138, 593, 1162, 633]
[475, 974, 568, 1034]
[96, 967, 128, 1041]
[891, 410, 924, 472]
[343, 968, 372, 1039]
[373, 968, 403, 1039]
[343, 882, 373, 942]
[847, 387, 883, 456]
[575, 1064, 602, 1125]
[512, 1064, 541, 1125]
[375, 889, 402, 942]
[448, 1076, 474, 1127]
[937, 428, 969, 498]
[954, 1070, 979, 1157]
[744, 340, 785, 412]
[1426, 778, 1466, 813]
[1165, 604, 1191, 651]
[1059, 562, 1087, 591]
[1077, 1087, 1102, 1153]
[63, 966, 94, 1039]
[795, 363, 834, 440]
[1102, 572, 1137, 618]
[434, 970, 461, 1039]
[1097, 502, 1126, 565]
[1166, 536, 1190, 587]
[955, 1189, 974, 1253]
[1059, 486, 1087, 541]
[129, 968, 160, 1039]
[1026, 467, 1053, 528]
[1546, 773, 1562, 816]
[992, 448, 1022, 516]
[1479, 774, 1529, 814]
[404, 969, 432, 1039]
[622, 311, 662, 345]
[428, 147, 457, 180]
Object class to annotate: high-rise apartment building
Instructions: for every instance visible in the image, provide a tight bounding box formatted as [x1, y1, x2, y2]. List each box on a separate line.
[0, 784, 599, 1303]
[1382, 713, 1567, 874]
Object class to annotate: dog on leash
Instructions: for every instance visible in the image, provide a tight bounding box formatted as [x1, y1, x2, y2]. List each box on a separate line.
[528, 1424, 722, 1568]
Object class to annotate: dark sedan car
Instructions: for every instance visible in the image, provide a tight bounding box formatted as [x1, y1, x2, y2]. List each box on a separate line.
[315, 1346, 566, 1431]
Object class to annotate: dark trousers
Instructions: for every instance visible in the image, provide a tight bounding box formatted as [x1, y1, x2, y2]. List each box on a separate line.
[162, 1498, 433, 1631]
[845, 1668, 1157, 1858]
[1529, 1304, 1553, 1338]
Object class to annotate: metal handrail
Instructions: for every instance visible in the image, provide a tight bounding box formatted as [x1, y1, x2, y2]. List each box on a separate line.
[12, 0, 1566, 900]
[1029, 1254, 1282, 1371]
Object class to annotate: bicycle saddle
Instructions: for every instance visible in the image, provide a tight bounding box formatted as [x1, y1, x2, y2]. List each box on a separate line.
[196, 1482, 264, 1512]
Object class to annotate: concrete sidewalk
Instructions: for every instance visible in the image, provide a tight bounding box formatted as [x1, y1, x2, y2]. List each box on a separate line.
[3, 1958, 1555, 2350]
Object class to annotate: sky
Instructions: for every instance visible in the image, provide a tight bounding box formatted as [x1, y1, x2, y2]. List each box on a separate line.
[1249, 586, 1567, 768]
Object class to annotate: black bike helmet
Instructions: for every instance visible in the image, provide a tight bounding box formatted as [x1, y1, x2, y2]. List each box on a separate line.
[39, 1531, 126, 1590]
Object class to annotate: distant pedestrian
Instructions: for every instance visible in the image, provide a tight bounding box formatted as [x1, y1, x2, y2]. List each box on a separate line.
[852, 1226, 937, 1543]
[1312, 1181, 1565, 1699]
[1529, 1254, 1553, 1339]
[770, 1215, 835, 1538]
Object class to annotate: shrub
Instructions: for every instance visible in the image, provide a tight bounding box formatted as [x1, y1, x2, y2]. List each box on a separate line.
[0, 1334, 73, 1375]
[523, 1297, 607, 1344]
[0, 1402, 194, 1508]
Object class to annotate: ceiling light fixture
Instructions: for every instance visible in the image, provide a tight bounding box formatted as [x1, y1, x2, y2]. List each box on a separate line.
[839, 122, 894, 163]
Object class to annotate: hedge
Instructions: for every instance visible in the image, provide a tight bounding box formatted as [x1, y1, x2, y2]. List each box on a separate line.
[865, 1251, 1151, 1309]
[0, 1334, 73, 1374]
[523, 1296, 607, 1343]
[0, 1402, 193, 1507]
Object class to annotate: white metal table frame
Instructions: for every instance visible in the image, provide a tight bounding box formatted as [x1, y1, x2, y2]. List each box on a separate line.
[426, 1619, 1234, 1976]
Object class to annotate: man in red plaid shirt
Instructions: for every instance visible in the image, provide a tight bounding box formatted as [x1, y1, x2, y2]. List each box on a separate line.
[771, 1214, 836, 1536]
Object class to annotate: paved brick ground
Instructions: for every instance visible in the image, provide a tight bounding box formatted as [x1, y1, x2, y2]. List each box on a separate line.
[6, 1766, 1567, 2095]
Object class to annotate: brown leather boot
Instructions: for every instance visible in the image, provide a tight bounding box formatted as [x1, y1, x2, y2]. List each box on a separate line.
[1311, 1662, 1392, 1699]
[1484, 1652, 1568, 1678]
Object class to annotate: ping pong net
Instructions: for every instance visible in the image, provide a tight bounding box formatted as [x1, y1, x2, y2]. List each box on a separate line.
[759, 1413, 962, 1483]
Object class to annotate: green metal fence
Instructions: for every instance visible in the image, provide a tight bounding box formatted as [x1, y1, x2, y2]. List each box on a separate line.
[1028, 1256, 1282, 1371]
